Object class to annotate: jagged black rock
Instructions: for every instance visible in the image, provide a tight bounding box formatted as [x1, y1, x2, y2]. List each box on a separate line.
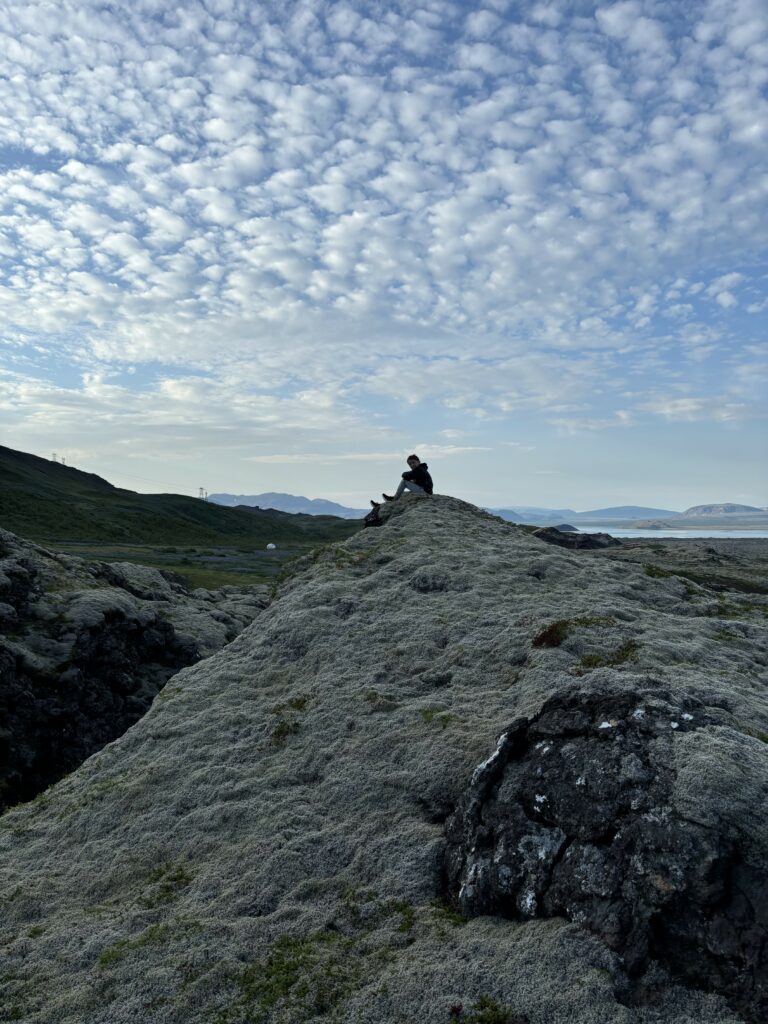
[444, 690, 768, 1022]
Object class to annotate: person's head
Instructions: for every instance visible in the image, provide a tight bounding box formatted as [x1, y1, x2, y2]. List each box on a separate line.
[406, 453, 421, 468]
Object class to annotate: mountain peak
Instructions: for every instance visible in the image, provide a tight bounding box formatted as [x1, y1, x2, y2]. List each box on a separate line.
[209, 491, 366, 518]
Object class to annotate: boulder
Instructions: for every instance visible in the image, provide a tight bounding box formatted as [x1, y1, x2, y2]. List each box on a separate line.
[444, 689, 768, 1020]
[533, 526, 622, 549]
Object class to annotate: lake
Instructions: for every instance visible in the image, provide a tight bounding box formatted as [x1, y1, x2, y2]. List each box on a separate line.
[583, 528, 768, 539]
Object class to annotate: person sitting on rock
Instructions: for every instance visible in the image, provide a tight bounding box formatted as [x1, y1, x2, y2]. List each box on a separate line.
[371, 454, 433, 507]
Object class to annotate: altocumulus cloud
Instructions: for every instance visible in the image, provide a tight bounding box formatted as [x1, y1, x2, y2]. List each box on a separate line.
[0, 0, 766, 499]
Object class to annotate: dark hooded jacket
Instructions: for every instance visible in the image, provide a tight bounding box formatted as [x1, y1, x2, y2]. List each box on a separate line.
[402, 462, 433, 494]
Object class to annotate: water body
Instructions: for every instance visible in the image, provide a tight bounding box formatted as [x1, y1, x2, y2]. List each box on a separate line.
[584, 528, 768, 539]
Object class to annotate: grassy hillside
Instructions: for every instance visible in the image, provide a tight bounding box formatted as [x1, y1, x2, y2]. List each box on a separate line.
[0, 446, 362, 585]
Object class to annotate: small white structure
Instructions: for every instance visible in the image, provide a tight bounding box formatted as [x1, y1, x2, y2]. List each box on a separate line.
[266, 543, 277, 550]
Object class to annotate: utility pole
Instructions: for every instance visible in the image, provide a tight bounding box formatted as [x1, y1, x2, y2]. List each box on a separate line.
[199, 487, 208, 501]
[52, 453, 57, 463]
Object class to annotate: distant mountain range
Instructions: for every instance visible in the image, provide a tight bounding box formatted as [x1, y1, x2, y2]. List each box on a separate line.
[489, 505, 681, 522]
[209, 492, 367, 519]
[209, 495, 767, 525]
[490, 503, 767, 528]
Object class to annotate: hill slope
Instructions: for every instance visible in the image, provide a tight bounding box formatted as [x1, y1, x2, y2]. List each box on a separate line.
[1, 496, 766, 1023]
[574, 504, 680, 518]
[0, 445, 359, 548]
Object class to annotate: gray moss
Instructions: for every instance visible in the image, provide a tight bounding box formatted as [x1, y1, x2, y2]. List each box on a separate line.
[0, 496, 763, 1024]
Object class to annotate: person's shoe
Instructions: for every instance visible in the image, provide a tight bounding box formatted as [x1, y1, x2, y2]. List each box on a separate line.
[370, 499, 381, 508]
[382, 493, 395, 501]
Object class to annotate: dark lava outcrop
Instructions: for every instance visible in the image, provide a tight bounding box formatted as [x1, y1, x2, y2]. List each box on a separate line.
[532, 526, 622, 549]
[0, 528, 267, 810]
[444, 690, 768, 1021]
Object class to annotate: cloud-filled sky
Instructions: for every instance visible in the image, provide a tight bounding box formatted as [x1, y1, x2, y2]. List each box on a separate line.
[0, 0, 766, 510]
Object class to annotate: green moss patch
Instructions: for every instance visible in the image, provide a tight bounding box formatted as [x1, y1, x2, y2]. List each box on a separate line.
[215, 932, 364, 1023]
[533, 615, 615, 648]
[577, 639, 639, 673]
[420, 707, 456, 729]
[98, 923, 172, 967]
[269, 694, 310, 746]
[449, 995, 528, 1022]
[644, 564, 672, 578]
[139, 862, 193, 908]
[363, 689, 399, 712]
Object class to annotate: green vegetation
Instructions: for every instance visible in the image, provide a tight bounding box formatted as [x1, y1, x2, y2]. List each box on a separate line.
[139, 862, 193, 908]
[390, 898, 416, 932]
[743, 728, 768, 744]
[155, 684, 183, 704]
[268, 555, 303, 597]
[432, 898, 466, 927]
[215, 892, 416, 1023]
[269, 697, 308, 747]
[51, 776, 127, 822]
[420, 707, 456, 729]
[364, 689, 399, 711]
[714, 629, 739, 644]
[681, 571, 768, 596]
[270, 695, 308, 745]
[708, 597, 760, 619]
[643, 559, 768, 598]
[271, 718, 300, 746]
[449, 995, 527, 1022]
[342, 884, 379, 924]
[532, 619, 571, 647]
[533, 615, 615, 648]
[97, 923, 171, 967]
[644, 563, 673, 578]
[215, 932, 363, 1023]
[0, 444, 361, 587]
[577, 639, 639, 673]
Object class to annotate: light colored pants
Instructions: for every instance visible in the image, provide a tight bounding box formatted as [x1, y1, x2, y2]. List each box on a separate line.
[395, 478, 426, 498]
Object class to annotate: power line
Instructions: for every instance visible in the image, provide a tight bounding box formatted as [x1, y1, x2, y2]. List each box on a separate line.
[43, 453, 202, 494]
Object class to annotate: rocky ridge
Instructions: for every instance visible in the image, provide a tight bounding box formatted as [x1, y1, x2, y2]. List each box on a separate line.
[1, 496, 767, 1024]
[0, 528, 268, 810]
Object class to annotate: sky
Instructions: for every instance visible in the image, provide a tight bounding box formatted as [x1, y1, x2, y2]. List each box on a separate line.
[0, 0, 766, 512]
